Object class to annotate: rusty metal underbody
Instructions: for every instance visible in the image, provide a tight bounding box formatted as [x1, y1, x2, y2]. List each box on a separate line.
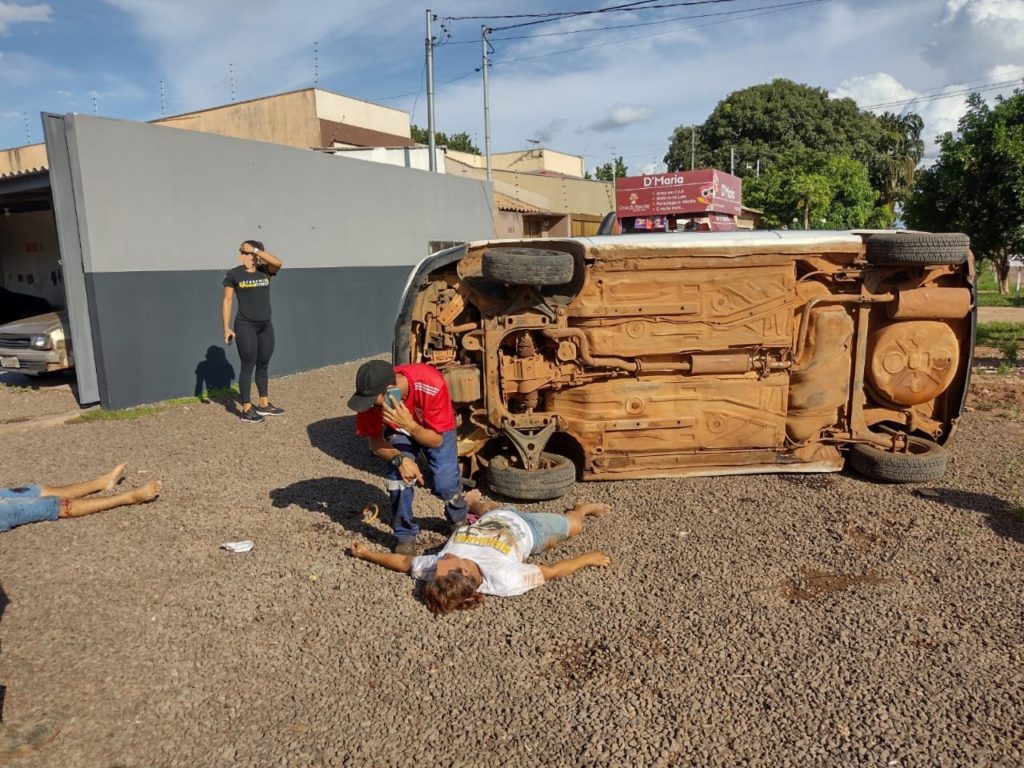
[402, 234, 974, 482]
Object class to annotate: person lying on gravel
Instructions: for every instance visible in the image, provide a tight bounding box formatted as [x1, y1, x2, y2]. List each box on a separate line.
[349, 489, 611, 614]
[0, 464, 162, 533]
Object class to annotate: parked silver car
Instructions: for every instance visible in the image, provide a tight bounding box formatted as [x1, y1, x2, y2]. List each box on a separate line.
[0, 311, 74, 374]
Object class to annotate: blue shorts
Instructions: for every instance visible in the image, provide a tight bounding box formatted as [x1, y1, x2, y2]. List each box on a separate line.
[509, 510, 570, 555]
[0, 485, 61, 533]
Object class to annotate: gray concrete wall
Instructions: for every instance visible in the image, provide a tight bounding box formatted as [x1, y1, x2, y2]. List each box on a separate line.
[57, 114, 494, 408]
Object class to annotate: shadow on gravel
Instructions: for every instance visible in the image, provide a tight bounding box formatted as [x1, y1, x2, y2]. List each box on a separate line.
[307, 416, 377, 473]
[921, 487, 1024, 544]
[269, 477, 393, 547]
[0, 370, 77, 393]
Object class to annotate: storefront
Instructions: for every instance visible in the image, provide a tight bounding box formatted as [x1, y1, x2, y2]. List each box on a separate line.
[614, 169, 742, 233]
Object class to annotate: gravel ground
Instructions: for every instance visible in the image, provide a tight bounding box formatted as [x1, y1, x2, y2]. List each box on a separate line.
[0, 371, 79, 424]
[1, 358, 1022, 767]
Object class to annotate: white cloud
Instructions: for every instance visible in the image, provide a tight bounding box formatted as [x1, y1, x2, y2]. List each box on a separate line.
[925, 0, 1024, 80]
[532, 118, 567, 144]
[0, 1, 50, 34]
[586, 105, 655, 133]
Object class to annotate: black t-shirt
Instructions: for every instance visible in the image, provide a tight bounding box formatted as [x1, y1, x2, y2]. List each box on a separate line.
[223, 265, 273, 322]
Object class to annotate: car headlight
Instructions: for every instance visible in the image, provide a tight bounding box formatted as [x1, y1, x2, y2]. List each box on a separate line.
[30, 334, 52, 350]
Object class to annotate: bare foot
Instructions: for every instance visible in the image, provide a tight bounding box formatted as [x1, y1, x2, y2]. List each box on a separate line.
[103, 463, 127, 492]
[573, 501, 611, 517]
[131, 480, 162, 503]
[464, 488, 482, 507]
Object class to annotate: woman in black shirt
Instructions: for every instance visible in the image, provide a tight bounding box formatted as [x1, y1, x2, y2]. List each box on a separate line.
[222, 240, 284, 423]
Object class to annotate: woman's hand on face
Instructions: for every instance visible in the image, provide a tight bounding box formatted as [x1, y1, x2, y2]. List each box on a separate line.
[224, 328, 235, 344]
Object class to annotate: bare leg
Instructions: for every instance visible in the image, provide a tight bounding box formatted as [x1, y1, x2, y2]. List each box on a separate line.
[565, 501, 611, 537]
[38, 463, 126, 500]
[59, 481, 161, 519]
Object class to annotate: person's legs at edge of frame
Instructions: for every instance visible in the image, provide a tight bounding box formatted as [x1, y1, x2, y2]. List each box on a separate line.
[385, 431, 420, 552]
[234, 318, 264, 423]
[0, 486, 61, 533]
[424, 428, 468, 528]
[513, 501, 611, 554]
[252, 321, 283, 417]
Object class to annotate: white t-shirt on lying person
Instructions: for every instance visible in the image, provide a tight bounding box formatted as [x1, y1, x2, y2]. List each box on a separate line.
[410, 509, 545, 597]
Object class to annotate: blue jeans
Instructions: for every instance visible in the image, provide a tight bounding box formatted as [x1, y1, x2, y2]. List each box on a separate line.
[0, 485, 61, 532]
[385, 428, 466, 542]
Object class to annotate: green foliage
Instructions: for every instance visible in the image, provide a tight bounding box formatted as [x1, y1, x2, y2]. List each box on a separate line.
[411, 125, 481, 154]
[904, 90, 1024, 292]
[594, 156, 627, 182]
[665, 79, 917, 227]
[976, 264, 1024, 306]
[744, 154, 891, 229]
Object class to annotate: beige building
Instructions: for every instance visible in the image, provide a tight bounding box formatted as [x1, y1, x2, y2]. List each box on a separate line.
[0, 88, 414, 178]
[445, 149, 613, 238]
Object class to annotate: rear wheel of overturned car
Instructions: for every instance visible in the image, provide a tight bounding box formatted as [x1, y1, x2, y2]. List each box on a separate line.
[864, 233, 970, 266]
[481, 248, 575, 286]
[486, 452, 576, 501]
[847, 435, 948, 483]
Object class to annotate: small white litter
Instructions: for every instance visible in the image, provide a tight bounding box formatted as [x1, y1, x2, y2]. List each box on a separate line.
[220, 540, 253, 553]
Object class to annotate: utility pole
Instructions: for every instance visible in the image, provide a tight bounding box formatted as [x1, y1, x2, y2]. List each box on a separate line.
[690, 126, 696, 171]
[425, 10, 437, 172]
[481, 25, 492, 181]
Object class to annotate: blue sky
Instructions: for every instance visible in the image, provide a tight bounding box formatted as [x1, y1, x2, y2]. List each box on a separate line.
[1, 0, 1022, 173]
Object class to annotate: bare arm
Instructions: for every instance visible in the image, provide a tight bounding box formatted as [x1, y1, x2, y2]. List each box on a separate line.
[382, 401, 442, 448]
[221, 286, 235, 343]
[350, 541, 412, 573]
[367, 436, 424, 486]
[242, 242, 283, 275]
[538, 551, 611, 581]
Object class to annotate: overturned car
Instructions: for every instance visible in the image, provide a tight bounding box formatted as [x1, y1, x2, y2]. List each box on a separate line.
[394, 231, 974, 500]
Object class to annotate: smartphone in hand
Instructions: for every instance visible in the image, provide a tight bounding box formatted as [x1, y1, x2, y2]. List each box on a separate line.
[385, 386, 402, 408]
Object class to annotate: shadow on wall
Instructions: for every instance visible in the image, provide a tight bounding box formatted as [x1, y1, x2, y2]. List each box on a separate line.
[269, 476, 392, 548]
[194, 346, 235, 401]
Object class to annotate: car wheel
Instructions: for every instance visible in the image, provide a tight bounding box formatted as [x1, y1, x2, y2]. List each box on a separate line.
[865, 233, 970, 266]
[846, 435, 948, 483]
[481, 248, 575, 286]
[486, 452, 576, 500]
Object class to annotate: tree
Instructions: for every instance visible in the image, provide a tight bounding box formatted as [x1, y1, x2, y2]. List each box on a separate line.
[594, 156, 627, 181]
[744, 154, 892, 230]
[410, 125, 481, 154]
[904, 90, 1024, 293]
[664, 79, 916, 227]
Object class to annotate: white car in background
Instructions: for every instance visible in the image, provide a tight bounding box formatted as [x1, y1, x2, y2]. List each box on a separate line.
[0, 311, 74, 375]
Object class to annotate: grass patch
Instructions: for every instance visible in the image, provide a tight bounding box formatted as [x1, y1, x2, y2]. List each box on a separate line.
[163, 386, 241, 406]
[977, 265, 1024, 307]
[71, 405, 165, 423]
[976, 321, 1024, 348]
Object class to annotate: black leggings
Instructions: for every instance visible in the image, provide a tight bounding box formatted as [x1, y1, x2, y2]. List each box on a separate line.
[235, 318, 275, 404]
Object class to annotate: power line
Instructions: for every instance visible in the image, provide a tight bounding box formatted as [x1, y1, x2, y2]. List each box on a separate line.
[488, 0, 748, 32]
[444, 1, 667, 22]
[862, 75, 1024, 111]
[493, 0, 831, 66]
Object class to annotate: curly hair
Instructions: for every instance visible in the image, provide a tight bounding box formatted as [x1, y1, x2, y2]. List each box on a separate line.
[422, 572, 485, 615]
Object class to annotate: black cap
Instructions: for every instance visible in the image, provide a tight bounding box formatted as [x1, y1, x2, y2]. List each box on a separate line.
[347, 360, 395, 412]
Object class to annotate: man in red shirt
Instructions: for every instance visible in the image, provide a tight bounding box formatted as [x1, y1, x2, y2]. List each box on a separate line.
[348, 360, 468, 554]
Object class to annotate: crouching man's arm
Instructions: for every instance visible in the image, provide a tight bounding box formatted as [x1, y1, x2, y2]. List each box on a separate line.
[538, 551, 610, 581]
[350, 541, 413, 573]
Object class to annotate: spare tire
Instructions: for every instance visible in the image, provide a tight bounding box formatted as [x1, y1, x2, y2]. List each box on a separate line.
[865, 233, 970, 266]
[487, 452, 576, 500]
[847, 435, 948, 483]
[482, 248, 575, 286]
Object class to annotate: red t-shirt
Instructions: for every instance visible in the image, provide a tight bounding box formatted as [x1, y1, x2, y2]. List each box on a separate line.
[355, 363, 456, 438]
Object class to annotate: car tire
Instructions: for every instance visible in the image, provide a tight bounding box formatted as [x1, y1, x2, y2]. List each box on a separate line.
[865, 233, 970, 266]
[481, 248, 575, 286]
[846, 435, 948, 483]
[487, 452, 576, 500]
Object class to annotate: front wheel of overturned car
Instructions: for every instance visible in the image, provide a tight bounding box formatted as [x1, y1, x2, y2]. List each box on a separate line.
[486, 452, 576, 501]
[864, 232, 970, 266]
[846, 435, 948, 483]
[481, 247, 575, 286]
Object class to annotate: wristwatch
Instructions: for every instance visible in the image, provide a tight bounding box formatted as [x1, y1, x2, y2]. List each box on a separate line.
[390, 454, 404, 469]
